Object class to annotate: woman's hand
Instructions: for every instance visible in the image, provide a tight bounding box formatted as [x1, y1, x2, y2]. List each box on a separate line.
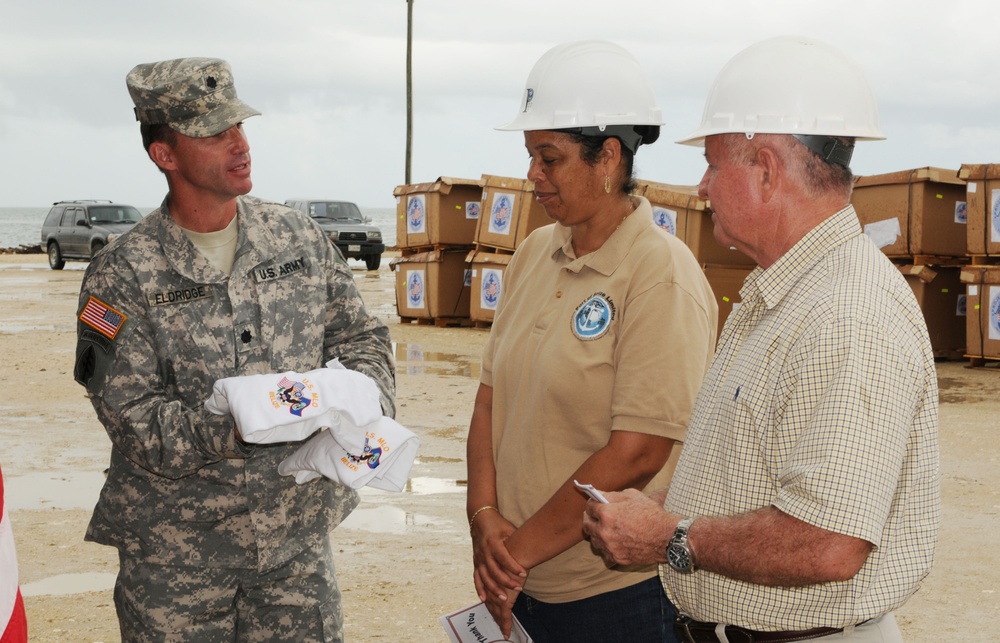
[471, 509, 527, 637]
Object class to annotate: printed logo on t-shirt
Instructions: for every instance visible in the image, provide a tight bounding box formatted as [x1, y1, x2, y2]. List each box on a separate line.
[572, 292, 616, 341]
[270, 375, 315, 417]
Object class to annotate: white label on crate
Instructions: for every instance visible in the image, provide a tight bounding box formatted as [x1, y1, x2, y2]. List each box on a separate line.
[990, 286, 1000, 341]
[480, 268, 503, 311]
[466, 201, 480, 220]
[969, 285, 978, 297]
[406, 194, 426, 235]
[991, 189, 1000, 243]
[968, 182, 978, 194]
[957, 294, 967, 317]
[955, 201, 967, 225]
[489, 192, 516, 236]
[651, 207, 677, 236]
[863, 218, 901, 249]
[405, 269, 426, 310]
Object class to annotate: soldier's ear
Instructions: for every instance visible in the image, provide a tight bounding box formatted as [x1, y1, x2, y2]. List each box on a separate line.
[149, 141, 176, 172]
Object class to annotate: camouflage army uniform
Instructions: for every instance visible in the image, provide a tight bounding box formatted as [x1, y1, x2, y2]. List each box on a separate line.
[74, 195, 395, 641]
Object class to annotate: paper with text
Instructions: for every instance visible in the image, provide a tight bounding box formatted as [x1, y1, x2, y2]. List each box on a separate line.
[440, 601, 533, 643]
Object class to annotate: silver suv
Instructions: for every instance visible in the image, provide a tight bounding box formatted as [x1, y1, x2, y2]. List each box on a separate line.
[284, 199, 385, 270]
[40, 200, 143, 270]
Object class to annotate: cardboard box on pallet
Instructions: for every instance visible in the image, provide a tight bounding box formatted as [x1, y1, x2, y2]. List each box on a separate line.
[466, 248, 514, 323]
[851, 167, 967, 257]
[898, 265, 966, 358]
[960, 265, 1000, 360]
[638, 180, 755, 266]
[393, 177, 484, 248]
[475, 175, 551, 251]
[702, 264, 754, 343]
[389, 249, 471, 320]
[958, 164, 1000, 256]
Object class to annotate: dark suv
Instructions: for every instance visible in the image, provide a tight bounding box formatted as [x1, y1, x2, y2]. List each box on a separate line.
[284, 199, 385, 270]
[41, 200, 143, 270]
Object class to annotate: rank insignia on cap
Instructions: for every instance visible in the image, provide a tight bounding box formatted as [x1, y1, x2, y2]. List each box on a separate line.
[80, 296, 127, 340]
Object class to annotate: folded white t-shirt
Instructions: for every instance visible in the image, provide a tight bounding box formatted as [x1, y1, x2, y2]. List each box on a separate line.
[204, 360, 382, 444]
[278, 416, 420, 492]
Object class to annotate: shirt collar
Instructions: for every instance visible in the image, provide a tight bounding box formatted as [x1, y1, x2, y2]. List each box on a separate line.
[744, 205, 863, 309]
[549, 196, 655, 276]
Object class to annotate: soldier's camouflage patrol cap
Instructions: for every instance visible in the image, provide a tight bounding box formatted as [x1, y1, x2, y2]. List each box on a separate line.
[126, 57, 260, 138]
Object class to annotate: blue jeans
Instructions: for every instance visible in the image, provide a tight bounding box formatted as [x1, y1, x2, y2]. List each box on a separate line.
[513, 576, 677, 643]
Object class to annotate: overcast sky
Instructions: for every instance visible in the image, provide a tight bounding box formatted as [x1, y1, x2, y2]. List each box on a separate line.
[2, 0, 998, 210]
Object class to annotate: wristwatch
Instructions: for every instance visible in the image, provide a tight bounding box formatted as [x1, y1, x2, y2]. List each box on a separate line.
[666, 517, 697, 574]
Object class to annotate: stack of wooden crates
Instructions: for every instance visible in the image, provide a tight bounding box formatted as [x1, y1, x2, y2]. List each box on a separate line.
[391, 177, 482, 325]
[850, 165, 1000, 364]
[390, 175, 551, 326]
[956, 164, 1000, 364]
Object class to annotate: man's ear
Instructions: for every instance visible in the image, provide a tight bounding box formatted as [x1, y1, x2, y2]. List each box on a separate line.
[149, 141, 175, 172]
[755, 145, 781, 203]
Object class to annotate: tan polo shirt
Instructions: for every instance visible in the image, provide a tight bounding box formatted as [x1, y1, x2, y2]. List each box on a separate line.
[481, 197, 718, 602]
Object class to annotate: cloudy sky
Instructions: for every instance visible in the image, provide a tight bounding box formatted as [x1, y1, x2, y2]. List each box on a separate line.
[2, 0, 998, 210]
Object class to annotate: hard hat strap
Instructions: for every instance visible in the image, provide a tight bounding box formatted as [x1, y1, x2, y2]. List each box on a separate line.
[565, 125, 651, 154]
[792, 135, 855, 169]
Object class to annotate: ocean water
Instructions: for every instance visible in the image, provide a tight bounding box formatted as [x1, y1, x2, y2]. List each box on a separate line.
[0, 205, 398, 250]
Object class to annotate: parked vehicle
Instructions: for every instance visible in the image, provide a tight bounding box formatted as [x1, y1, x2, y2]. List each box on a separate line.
[284, 199, 385, 270]
[40, 200, 143, 270]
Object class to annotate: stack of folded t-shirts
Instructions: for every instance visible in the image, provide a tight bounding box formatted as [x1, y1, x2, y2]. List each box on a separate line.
[204, 360, 419, 491]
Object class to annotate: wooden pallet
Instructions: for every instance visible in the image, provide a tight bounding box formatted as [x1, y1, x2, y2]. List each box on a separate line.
[968, 254, 1000, 266]
[398, 315, 474, 328]
[398, 244, 474, 257]
[889, 254, 969, 267]
[963, 354, 1000, 369]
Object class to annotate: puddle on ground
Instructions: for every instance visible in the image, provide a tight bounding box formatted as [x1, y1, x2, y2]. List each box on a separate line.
[0, 323, 66, 333]
[339, 505, 442, 534]
[20, 572, 117, 597]
[4, 471, 105, 511]
[393, 342, 480, 379]
[405, 476, 466, 494]
[0, 263, 85, 272]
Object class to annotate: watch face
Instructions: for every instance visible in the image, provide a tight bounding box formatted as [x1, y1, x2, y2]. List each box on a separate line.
[668, 544, 691, 571]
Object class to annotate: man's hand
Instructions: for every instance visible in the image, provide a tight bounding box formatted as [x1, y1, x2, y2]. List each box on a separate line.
[582, 488, 674, 567]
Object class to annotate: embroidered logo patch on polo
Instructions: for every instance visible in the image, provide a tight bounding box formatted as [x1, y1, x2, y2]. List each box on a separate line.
[572, 292, 616, 340]
[79, 296, 127, 340]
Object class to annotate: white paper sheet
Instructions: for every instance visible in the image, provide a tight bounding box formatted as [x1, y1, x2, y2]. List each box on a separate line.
[440, 601, 533, 643]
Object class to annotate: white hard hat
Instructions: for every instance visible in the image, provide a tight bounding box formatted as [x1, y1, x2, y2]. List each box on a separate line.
[678, 36, 885, 152]
[497, 40, 663, 152]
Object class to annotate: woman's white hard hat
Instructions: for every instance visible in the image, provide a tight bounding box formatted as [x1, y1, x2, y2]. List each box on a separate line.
[677, 35, 885, 148]
[496, 40, 663, 151]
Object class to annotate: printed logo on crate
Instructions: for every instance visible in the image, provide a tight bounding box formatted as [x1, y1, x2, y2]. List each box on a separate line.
[990, 286, 1000, 341]
[572, 293, 616, 341]
[488, 193, 515, 235]
[992, 189, 1000, 244]
[406, 270, 425, 309]
[466, 201, 480, 220]
[480, 269, 503, 310]
[652, 207, 677, 236]
[954, 201, 967, 225]
[407, 195, 426, 234]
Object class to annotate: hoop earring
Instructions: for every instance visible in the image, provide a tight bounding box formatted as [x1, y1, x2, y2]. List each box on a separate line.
[604, 175, 611, 194]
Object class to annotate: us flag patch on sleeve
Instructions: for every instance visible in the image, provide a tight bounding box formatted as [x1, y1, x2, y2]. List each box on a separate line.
[80, 296, 127, 339]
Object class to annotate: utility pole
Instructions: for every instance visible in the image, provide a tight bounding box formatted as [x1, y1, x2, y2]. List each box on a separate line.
[405, 0, 413, 185]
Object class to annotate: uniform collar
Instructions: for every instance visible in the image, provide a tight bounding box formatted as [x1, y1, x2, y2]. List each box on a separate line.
[156, 195, 284, 282]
